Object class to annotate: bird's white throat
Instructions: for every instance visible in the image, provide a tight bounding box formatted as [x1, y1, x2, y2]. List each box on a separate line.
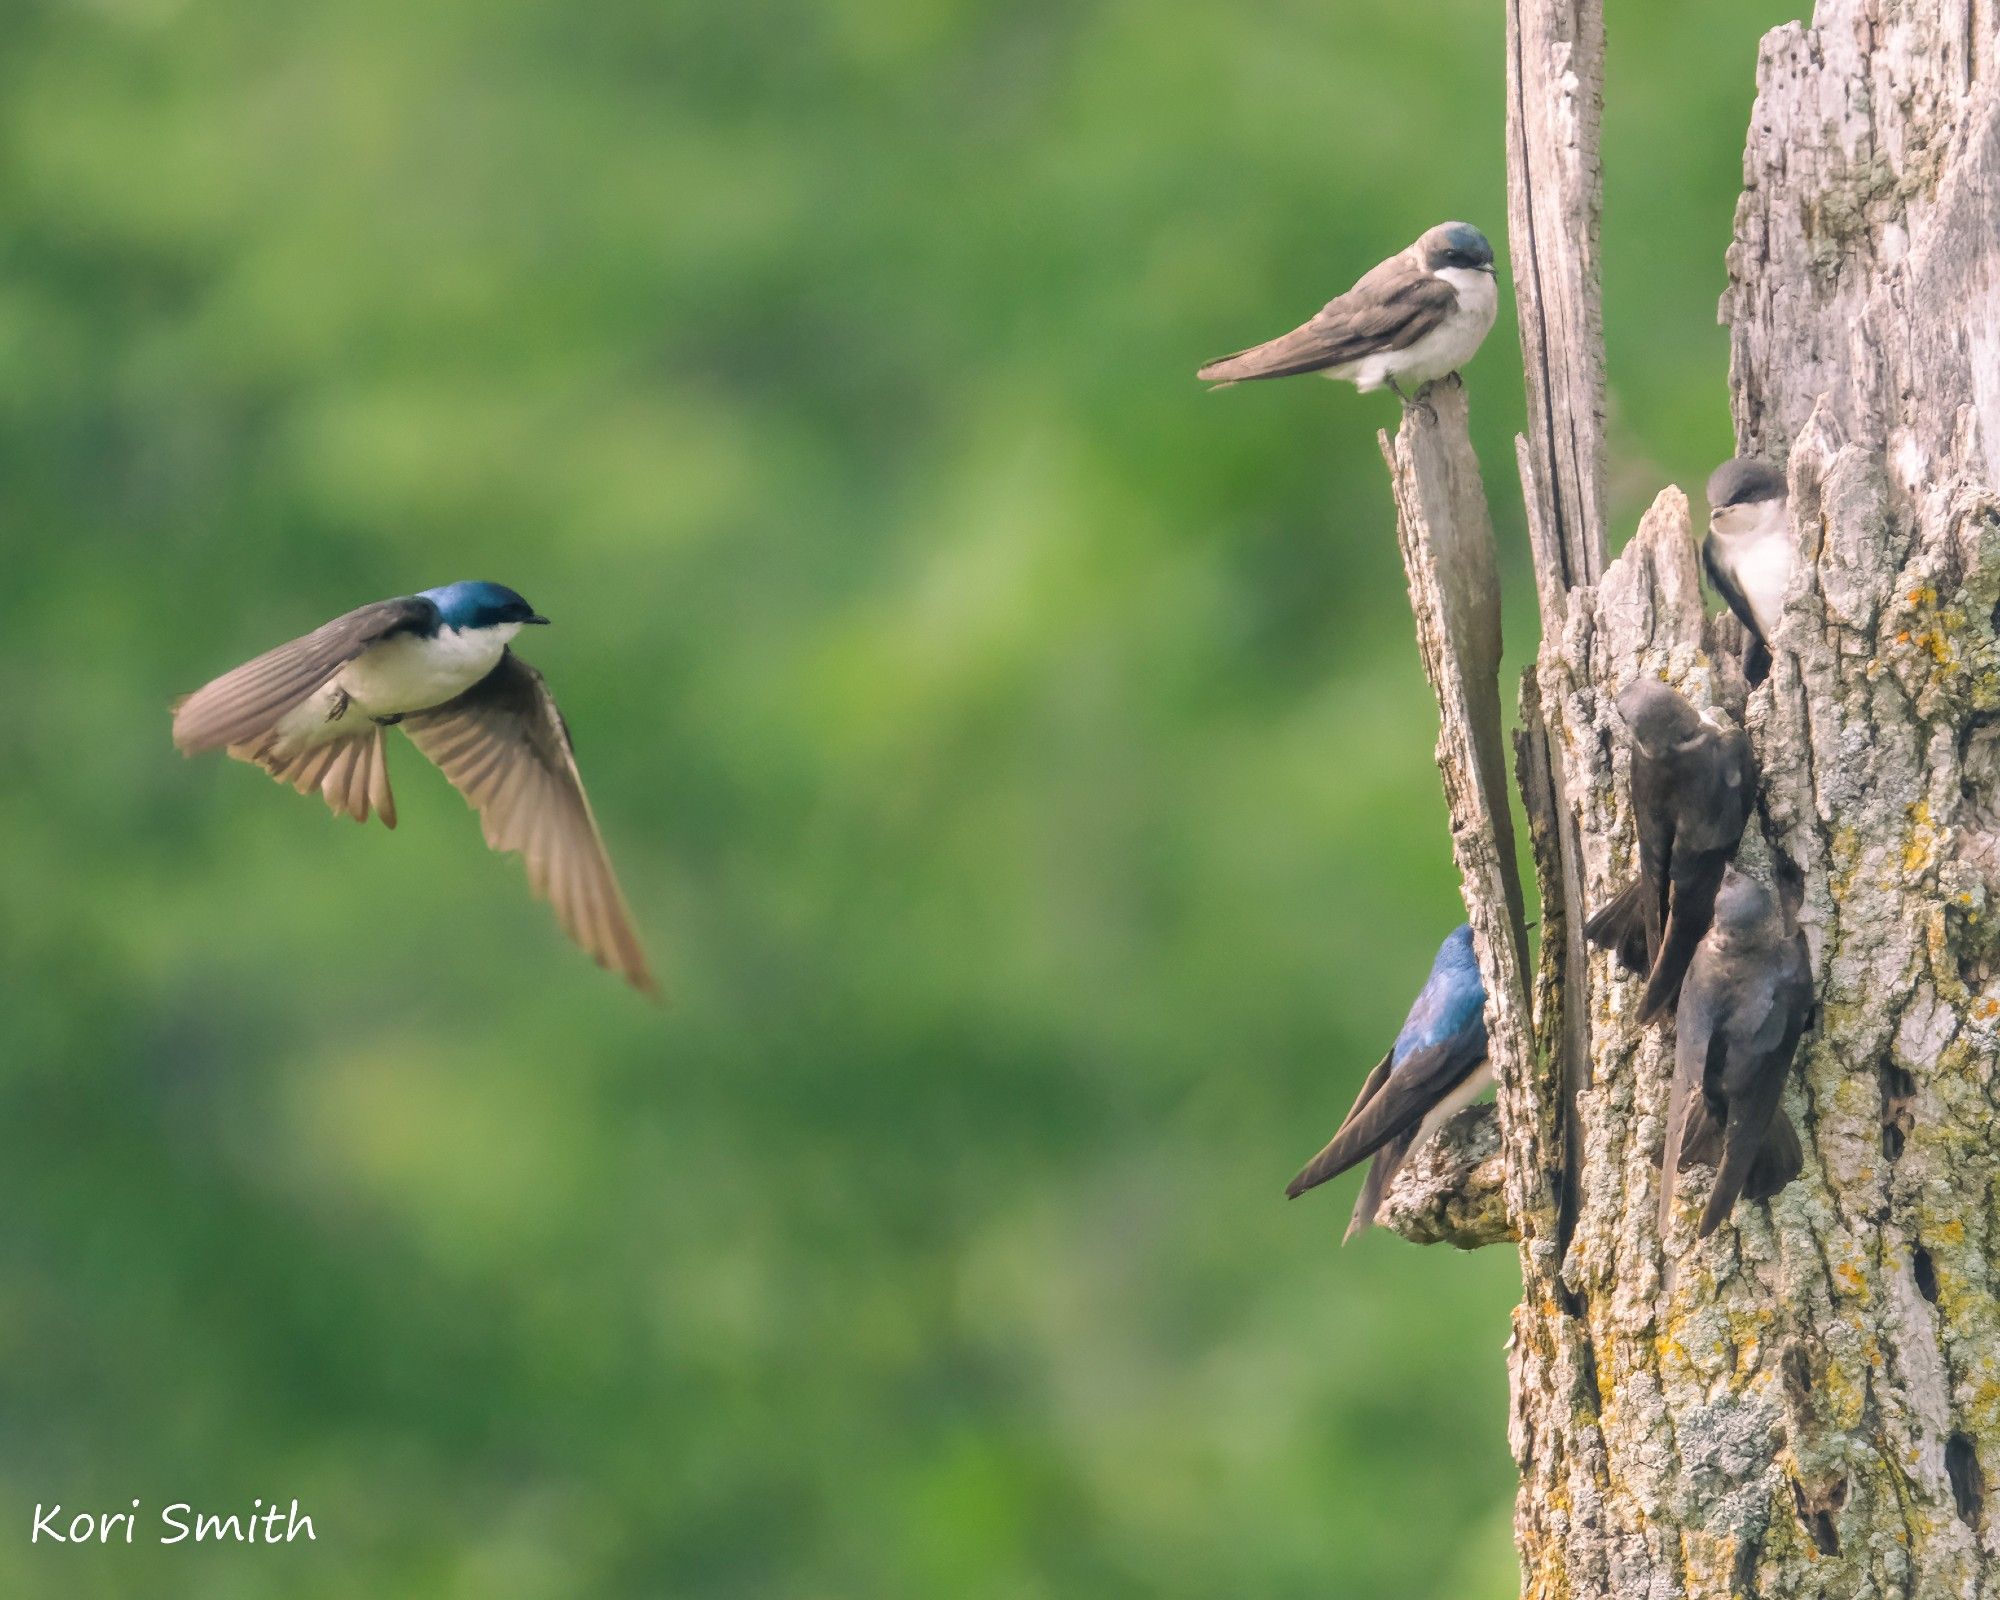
[1709, 497, 1794, 639]
[1433, 265, 1499, 312]
[343, 622, 521, 716]
[1346, 265, 1499, 392]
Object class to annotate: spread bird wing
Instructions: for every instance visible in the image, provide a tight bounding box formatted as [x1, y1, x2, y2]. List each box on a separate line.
[1198, 256, 1456, 384]
[1285, 1033, 1481, 1199]
[172, 597, 438, 754]
[400, 652, 657, 996]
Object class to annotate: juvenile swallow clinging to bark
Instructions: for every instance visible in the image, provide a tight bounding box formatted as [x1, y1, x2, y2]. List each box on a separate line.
[1703, 458, 1792, 687]
[1197, 223, 1500, 403]
[1583, 681, 1756, 1025]
[1661, 865, 1814, 1242]
[172, 581, 656, 994]
[1286, 924, 1490, 1240]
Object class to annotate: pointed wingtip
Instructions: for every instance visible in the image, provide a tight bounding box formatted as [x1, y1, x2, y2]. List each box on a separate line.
[1635, 980, 1674, 1026]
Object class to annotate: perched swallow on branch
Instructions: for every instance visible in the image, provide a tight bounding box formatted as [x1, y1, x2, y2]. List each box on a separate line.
[1702, 458, 1792, 687]
[1583, 680, 1755, 1024]
[1198, 223, 1499, 403]
[1660, 865, 1813, 1242]
[172, 581, 655, 994]
[1286, 924, 1490, 1239]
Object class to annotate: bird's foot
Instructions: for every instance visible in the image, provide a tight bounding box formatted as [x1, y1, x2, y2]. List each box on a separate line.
[1391, 380, 1437, 424]
[324, 688, 350, 723]
[1445, 371, 1464, 391]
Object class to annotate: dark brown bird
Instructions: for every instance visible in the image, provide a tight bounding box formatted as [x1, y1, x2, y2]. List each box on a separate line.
[1584, 680, 1756, 1024]
[1661, 866, 1814, 1241]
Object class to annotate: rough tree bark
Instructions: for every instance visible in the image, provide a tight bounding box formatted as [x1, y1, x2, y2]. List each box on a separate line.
[1377, 3, 2000, 1595]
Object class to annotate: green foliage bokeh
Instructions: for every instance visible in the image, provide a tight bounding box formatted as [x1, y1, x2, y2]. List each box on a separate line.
[1, 1, 1796, 1594]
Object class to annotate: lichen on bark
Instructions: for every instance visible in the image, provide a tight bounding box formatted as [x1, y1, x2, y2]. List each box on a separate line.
[1382, 3, 2000, 1594]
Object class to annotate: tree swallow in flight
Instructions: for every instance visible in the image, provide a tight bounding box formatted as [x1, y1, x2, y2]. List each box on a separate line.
[1703, 458, 1792, 687]
[1286, 924, 1490, 1240]
[1197, 222, 1500, 403]
[172, 581, 656, 994]
[1661, 866, 1813, 1242]
[1584, 681, 1755, 1025]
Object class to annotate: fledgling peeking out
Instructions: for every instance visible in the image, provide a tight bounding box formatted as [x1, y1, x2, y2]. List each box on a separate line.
[1703, 457, 1793, 688]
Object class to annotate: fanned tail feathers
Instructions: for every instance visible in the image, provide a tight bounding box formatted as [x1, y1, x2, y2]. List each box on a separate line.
[236, 727, 397, 827]
[1583, 879, 1651, 975]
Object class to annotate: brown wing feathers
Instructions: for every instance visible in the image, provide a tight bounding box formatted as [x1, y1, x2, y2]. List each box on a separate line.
[175, 604, 653, 992]
[401, 655, 656, 995]
[171, 598, 434, 754]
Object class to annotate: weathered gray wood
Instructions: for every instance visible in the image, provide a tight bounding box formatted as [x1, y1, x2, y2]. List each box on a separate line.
[1377, 1103, 1514, 1249]
[1506, 0, 1608, 606]
[1506, 0, 1610, 1293]
[1379, 385, 1533, 1079]
[1494, 3, 2000, 1594]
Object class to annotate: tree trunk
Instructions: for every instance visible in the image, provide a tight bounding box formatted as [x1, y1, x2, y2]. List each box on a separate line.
[1383, 3, 2000, 1595]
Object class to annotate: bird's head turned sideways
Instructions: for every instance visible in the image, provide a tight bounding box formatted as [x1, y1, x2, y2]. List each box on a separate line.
[420, 581, 551, 632]
[1418, 221, 1496, 276]
[1615, 678, 1708, 758]
[1706, 457, 1787, 514]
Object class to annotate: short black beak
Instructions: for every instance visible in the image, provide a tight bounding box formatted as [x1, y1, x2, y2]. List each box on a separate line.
[525, 614, 551, 625]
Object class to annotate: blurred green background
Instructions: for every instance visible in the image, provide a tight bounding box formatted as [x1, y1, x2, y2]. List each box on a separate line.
[1, 0, 1796, 1594]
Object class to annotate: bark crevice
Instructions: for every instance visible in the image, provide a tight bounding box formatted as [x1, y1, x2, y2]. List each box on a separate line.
[1372, 3, 2000, 1594]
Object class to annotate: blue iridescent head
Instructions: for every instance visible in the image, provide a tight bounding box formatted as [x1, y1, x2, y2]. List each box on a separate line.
[1434, 923, 1481, 978]
[1390, 924, 1486, 1062]
[420, 581, 549, 632]
[1419, 222, 1495, 274]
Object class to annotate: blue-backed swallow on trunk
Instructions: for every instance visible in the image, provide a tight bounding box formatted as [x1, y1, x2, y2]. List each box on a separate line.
[1286, 925, 1490, 1240]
